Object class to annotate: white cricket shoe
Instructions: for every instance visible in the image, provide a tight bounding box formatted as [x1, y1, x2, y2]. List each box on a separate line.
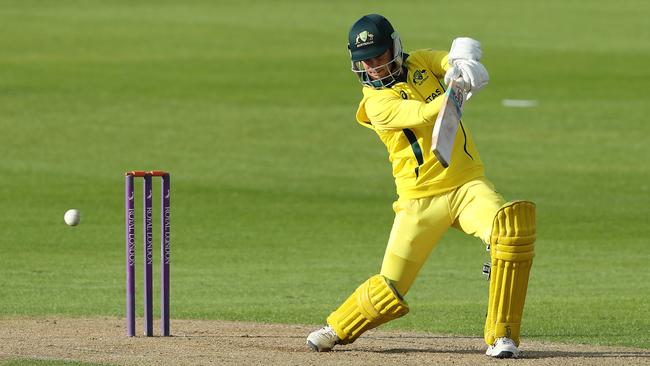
[306, 325, 339, 352]
[486, 337, 521, 358]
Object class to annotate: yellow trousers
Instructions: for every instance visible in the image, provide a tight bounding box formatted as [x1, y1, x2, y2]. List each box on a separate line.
[381, 177, 504, 296]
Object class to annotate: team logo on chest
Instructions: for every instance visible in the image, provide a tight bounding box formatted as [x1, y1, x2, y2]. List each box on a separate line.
[412, 69, 430, 85]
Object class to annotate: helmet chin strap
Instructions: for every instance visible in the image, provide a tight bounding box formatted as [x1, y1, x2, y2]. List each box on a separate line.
[357, 60, 404, 89]
[368, 77, 384, 88]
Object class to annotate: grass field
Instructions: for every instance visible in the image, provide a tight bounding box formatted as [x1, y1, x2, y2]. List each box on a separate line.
[1, 0, 648, 362]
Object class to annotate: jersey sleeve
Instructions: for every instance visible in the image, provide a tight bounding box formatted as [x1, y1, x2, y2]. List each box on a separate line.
[420, 49, 450, 78]
[361, 89, 446, 130]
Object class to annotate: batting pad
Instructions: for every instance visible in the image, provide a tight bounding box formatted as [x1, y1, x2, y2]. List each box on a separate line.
[327, 274, 409, 344]
[484, 201, 536, 346]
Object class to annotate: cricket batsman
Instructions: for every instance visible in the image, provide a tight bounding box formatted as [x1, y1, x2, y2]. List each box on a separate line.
[306, 14, 536, 359]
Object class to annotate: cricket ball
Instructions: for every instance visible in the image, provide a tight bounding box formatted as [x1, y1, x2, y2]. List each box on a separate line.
[64, 209, 81, 226]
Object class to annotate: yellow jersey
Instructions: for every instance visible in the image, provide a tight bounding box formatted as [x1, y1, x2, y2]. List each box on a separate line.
[355, 49, 485, 199]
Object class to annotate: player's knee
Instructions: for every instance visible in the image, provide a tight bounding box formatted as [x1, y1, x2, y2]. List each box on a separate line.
[490, 201, 536, 261]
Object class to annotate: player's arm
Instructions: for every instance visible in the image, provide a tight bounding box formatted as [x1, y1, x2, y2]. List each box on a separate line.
[365, 92, 446, 130]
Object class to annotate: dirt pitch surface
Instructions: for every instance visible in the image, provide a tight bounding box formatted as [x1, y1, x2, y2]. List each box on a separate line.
[1, 318, 648, 366]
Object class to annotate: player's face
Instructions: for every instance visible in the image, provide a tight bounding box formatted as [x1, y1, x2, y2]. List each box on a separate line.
[361, 50, 393, 80]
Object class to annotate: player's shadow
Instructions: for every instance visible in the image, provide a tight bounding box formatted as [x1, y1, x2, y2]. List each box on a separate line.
[373, 348, 650, 359]
[349, 335, 650, 359]
[373, 348, 478, 355]
[373, 347, 650, 360]
[341, 335, 483, 355]
[523, 350, 650, 359]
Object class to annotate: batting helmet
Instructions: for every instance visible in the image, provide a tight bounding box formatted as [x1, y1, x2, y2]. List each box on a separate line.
[347, 14, 404, 88]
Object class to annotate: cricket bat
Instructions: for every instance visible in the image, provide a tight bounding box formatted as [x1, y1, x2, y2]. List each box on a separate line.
[431, 80, 467, 168]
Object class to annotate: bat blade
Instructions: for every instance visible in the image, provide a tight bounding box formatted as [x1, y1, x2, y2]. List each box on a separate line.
[431, 80, 467, 168]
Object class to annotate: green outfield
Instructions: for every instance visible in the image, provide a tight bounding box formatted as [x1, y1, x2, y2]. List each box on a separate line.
[1, 1, 648, 362]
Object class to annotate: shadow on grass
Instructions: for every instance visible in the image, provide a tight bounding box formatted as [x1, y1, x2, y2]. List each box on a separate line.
[524, 350, 650, 359]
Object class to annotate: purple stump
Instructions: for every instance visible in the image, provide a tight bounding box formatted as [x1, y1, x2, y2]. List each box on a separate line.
[143, 173, 154, 336]
[125, 174, 136, 337]
[160, 173, 171, 336]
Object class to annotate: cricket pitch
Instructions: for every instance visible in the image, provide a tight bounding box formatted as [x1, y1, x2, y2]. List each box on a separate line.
[1, 317, 648, 365]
